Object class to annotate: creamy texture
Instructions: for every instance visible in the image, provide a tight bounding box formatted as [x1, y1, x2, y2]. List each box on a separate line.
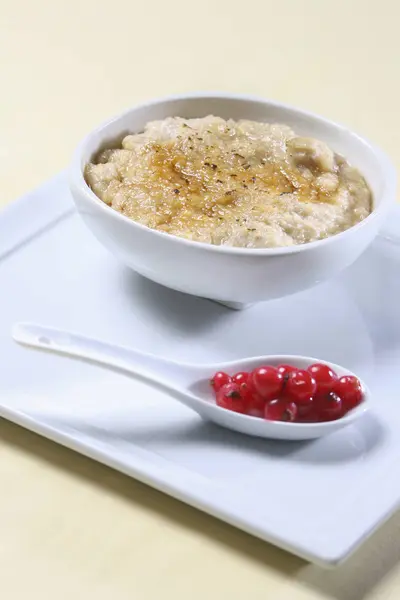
[85, 116, 372, 248]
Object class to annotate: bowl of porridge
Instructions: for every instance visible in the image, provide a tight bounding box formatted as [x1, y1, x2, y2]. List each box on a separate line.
[70, 93, 395, 304]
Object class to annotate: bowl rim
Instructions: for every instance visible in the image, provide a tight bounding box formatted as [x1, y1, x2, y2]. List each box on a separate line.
[70, 91, 397, 257]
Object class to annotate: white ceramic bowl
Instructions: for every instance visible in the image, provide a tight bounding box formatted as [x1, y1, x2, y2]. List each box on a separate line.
[69, 93, 396, 304]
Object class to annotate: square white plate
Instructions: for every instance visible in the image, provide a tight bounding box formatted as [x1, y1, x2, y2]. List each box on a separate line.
[1, 173, 400, 566]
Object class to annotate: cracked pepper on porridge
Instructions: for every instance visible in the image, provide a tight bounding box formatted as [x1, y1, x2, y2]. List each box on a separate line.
[85, 116, 372, 248]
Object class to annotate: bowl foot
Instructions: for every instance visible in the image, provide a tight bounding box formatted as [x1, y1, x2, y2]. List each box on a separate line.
[210, 300, 255, 310]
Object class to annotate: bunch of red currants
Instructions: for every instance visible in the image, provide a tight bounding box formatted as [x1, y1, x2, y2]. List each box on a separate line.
[210, 363, 363, 423]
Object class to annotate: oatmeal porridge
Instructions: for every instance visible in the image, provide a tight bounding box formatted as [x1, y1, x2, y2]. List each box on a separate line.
[85, 116, 372, 248]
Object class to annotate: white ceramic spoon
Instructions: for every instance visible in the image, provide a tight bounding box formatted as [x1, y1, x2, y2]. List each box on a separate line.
[12, 323, 370, 441]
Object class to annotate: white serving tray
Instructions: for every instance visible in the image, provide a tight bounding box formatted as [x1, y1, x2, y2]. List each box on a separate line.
[1, 173, 400, 566]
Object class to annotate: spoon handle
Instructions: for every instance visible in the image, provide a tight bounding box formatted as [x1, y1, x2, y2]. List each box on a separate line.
[12, 323, 198, 410]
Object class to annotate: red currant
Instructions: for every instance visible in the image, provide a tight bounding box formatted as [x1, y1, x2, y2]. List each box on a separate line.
[297, 408, 320, 423]
[314, 391, 342, 421]
[232, 372, 250, 387]
[251, 366, 283, 400]
[244, 391, 265, 415]
[292, 396, 314, 415]
[277, 364, 296, 379]
[334, 376, 363, 411]
[216, 383, 246, 413]
[285, 369, 317, 404]
[210, 371, 231, 393]
[308, 363, 338, 394]
[264, 398, 298, 422]
[236, 378, 265, 418]
[233, 374, 257, 405]
[247, 407, 264, 418]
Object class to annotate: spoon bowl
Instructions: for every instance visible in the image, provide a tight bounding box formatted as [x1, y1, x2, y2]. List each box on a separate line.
[12, 322, 370, 441]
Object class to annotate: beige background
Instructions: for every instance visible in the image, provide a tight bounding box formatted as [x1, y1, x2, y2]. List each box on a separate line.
[1, 1, 399, 598]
